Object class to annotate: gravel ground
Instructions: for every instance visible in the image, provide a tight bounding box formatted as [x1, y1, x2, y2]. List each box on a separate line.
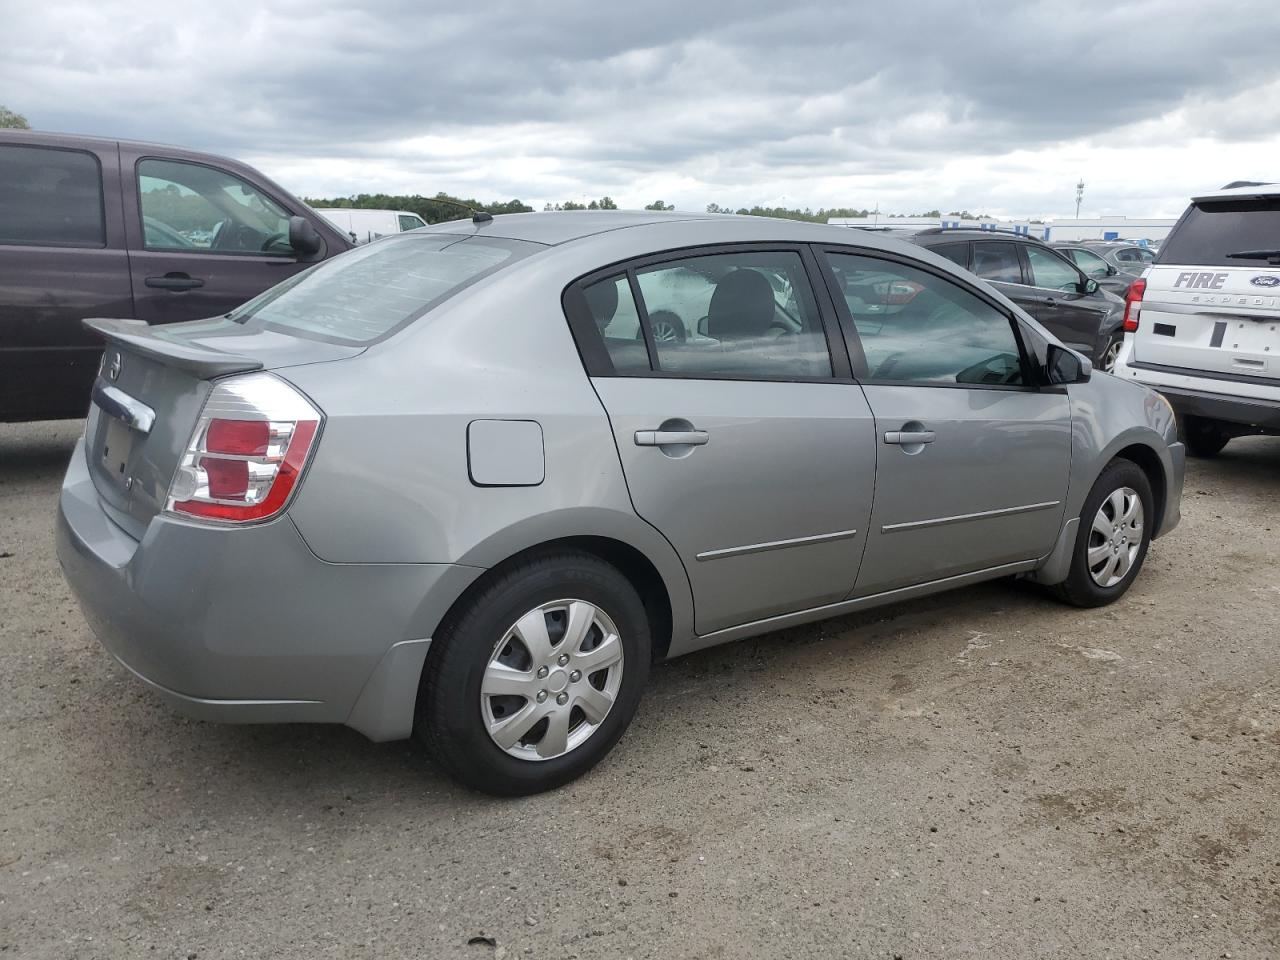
[2, 420, 1278, 959]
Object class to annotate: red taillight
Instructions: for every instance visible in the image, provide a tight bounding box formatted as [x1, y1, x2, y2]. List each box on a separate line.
[206, 418, 270, 456]
[1123, 278, 1145, 333]
[166, 374, 322, 524]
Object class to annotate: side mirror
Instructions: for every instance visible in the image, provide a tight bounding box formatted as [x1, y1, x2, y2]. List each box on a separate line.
[1106, 264, 1118, 276]
[288, 215, 324, 257]
[1046, 343, 1092, 385]
[1078, 277, 1100, 295]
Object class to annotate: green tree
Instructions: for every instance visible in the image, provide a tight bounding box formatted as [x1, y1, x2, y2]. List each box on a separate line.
[304, 192, 532, 224]
[644, 200, 674, 211]
[0, 105, 29, 129]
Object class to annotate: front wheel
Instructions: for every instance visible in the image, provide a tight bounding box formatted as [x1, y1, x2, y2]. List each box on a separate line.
[1050, 459, 1154, 608]
[415, 551, 650, 796]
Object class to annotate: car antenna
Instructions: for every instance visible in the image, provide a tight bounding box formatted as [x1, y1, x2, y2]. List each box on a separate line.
[427, 195, 493, 223]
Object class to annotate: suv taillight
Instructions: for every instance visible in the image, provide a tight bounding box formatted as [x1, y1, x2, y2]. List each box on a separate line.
[166, 373, 322, 523]
[1123, 278, 1145, 332]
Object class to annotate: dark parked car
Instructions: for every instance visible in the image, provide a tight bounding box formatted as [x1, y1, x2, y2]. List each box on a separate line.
[0, 130, 354, 422]
[905, 229, 1126, 373]
[1051, 242, 1142, 296]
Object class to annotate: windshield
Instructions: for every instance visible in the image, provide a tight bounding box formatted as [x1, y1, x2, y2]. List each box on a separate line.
[229, 234, 539, 345]
[1158, 198, 1280, 267]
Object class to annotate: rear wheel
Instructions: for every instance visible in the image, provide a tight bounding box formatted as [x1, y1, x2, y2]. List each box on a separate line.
[415, 551, 650, 796]
[1182, 416, 1231, 458]
[1050, 459, 1153, 608]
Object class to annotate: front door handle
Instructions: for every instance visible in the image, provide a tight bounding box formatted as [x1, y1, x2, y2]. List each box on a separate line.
[884, 430, 936, 445]
[635, 429, 709, 447]
[145, 273, 205, 291]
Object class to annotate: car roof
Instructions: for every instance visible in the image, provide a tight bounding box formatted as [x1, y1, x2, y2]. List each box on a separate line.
[0, 127, 230, 159]
[908, 229, 1047, 245]
[417, 209, 937, 252]
[1192, 183, 1280, 203]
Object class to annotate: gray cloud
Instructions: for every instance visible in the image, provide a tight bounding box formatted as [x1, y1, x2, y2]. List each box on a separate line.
[3, 0, 1277, 214]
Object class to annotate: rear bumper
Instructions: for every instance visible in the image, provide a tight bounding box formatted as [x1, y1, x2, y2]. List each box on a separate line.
[56, 439, 483, 739]
[1158, 385, 1280, 432]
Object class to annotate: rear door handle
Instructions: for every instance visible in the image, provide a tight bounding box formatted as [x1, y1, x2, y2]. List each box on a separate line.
[145, 273, 205, 291]
[884, 430, 936, 445]
[635, 429, 709, 447]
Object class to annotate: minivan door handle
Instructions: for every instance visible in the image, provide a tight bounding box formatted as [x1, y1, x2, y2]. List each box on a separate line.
[145, 273, 205, 291]
[884, 430, 936, 445]
[635, 429, 709, 447]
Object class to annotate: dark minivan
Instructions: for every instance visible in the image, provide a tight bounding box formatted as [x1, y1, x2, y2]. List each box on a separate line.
[0, 131, 354, 422]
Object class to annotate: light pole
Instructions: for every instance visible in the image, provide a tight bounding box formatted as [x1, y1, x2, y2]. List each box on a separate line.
[1075, 180, 1084, 219]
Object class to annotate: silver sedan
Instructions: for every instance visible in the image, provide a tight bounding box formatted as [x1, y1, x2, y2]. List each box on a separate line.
[58, 211, 1184, 795]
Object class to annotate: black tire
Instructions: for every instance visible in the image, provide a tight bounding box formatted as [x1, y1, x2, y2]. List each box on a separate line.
[1182, 416, 1231, 458]
[1050, 459, 1154, 608]
[415, 550, 650, 796]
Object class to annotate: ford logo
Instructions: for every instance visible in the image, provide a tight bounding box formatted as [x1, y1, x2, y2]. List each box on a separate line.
[1250, 275, 1280, 287]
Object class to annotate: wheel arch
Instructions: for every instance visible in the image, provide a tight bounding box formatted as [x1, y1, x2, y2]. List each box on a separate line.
[1109, 441, 1169, 537]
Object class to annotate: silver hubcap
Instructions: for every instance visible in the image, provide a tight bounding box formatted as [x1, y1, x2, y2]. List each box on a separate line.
[652, 320, 680, 342]
[481, 600, 624, 761]
[1087, 487, 1143, 587]
[1101, 338, 1123, 373]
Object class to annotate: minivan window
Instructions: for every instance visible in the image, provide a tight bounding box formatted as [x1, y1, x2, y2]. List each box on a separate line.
[0, 145, 105, 247]
[230, 234, 538, 345]
[1158, 198, 1280, 267]
[138, 158, 294, 255]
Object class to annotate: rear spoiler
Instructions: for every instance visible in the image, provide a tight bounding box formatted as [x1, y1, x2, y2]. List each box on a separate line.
[83, 318, 264, 380]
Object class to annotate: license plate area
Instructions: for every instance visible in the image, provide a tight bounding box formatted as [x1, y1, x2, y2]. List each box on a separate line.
[98, 412, 137, 492]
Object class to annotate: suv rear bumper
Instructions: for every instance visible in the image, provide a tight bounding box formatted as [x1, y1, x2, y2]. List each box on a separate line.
[56, 438, 483, 740]
[1157, 385, 1280, 431]
[1115, 351, 1280, 431]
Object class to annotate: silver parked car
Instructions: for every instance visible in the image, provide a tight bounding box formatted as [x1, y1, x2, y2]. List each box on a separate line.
[57, 211, 1185, 795]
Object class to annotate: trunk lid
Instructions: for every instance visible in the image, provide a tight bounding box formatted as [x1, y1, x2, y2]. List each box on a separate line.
[1133, 265, 1280, 381]
[83, 316, 361, 539]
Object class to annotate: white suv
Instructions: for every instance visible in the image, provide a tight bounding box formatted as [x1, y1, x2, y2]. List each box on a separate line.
[1114, 183, 1280, 457]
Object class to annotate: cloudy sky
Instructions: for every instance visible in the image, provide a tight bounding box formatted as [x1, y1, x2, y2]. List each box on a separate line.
[4, 0, 1277, 219]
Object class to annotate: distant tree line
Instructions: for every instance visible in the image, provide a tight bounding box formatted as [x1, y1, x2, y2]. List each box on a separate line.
[304, 192, 535, 224]
[302, 191, 990, 225]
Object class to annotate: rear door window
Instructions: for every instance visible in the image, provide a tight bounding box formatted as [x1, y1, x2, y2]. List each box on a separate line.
[571, 249, 834, 380]
[398, 214, 426, 231]
[970, 241, 1023, 284]
[0, 144, 105, 246]
[229, 234, 539, 345]
[1159, 198, 1280, 267]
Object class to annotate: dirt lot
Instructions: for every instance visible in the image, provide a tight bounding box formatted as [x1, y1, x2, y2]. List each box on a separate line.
[2, 420, 1278, 959]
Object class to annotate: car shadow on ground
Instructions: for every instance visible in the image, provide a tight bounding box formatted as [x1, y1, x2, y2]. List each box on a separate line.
[0, 420, 82, 481]
[69, 574, 1058, 815]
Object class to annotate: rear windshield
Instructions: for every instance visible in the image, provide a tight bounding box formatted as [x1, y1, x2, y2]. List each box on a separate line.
[230, 233, 539, 345]
[1158, 198, 1280, 268]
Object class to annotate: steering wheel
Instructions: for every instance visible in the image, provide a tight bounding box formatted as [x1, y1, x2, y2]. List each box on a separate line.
[260, 231, 291, 253]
